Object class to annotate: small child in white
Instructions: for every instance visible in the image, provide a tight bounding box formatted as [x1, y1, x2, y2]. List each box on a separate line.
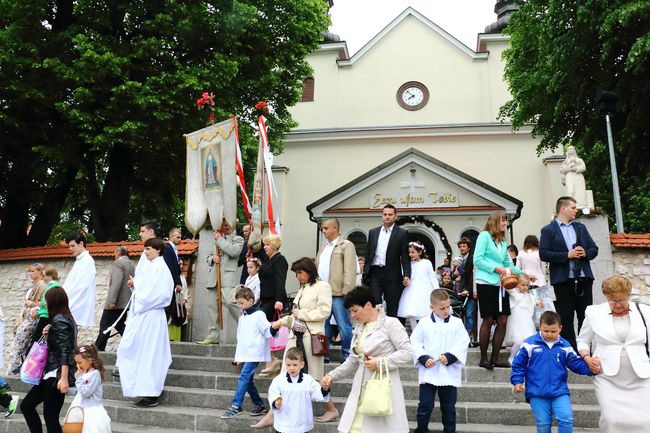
[505, 274, 541, 363]
[269, 347, 330, 433]
[69, 344, 112, 433]
[410, 289, 469, 433]
[244, 258, 262, 303]
[221, 286, 276, 419]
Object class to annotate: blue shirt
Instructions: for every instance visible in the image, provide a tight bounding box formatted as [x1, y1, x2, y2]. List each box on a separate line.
[554, 219, 583, 278]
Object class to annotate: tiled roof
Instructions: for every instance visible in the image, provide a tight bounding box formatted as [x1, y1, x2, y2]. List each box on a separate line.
[610, 233, 650, 249]
[0, 239, 199, 262]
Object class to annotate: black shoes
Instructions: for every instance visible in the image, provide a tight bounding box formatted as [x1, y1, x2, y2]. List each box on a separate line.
[132, 397, 159, 408]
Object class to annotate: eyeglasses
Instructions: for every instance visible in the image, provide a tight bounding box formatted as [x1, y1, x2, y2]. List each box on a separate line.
[607, 298, 629, 306]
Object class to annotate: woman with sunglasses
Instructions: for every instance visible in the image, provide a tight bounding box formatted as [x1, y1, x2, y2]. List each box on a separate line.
[6, 263, 46, 375]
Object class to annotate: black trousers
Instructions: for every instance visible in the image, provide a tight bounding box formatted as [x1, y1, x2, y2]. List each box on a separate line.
[553, 278, 593, 350]
[95, 308, 127, 351]
[0, 393, 11, 409]
[21, 377, 65, 433]
[415, 383, 457, 433]
[368, 266, 403, 318]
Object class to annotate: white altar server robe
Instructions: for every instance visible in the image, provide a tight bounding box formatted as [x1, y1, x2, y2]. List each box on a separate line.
[234, 309, 273, 363]
[63, 250, 97, 327]
[117, 256, 173, 397]
[269, 372, 329, 433]
[410, 313, 469, 387]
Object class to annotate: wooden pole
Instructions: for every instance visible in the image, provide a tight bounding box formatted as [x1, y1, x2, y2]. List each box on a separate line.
[216, 245, 223, 329]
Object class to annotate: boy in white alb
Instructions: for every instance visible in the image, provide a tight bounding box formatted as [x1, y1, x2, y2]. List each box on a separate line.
[269, 347, 330, 433]
[411, 289, 469, 433]
[221, 286, 276, 419]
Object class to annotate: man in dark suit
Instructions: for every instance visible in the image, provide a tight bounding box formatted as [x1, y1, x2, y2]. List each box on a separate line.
[540, 196, 598, 349]
[363, 204, 411, 318]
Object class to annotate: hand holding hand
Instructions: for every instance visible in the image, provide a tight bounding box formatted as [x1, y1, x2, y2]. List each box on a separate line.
[424, 358, 436, 368]
[438, 355, 448, 365]
[57, 378, 69, 394]
[320, 375, 333, 388]
[271, 321, 283, 330]
[585, 355, 601, 374]
[514, 384, 524, 393]
[402, 277, 410, 287]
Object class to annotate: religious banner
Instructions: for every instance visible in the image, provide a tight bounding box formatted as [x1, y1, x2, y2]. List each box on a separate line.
[184, 118, 237, 234]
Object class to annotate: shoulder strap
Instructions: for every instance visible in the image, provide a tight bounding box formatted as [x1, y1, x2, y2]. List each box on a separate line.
[635, 302, 649, 358]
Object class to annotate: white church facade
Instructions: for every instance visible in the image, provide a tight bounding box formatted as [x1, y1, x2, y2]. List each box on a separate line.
[272, 7, 566, 275]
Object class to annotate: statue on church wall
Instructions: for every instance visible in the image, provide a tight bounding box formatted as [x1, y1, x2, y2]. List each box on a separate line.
[560, 145, 592, 210]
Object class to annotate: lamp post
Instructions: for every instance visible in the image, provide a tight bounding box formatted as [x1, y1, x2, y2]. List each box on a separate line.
[596, 90, 624, 233]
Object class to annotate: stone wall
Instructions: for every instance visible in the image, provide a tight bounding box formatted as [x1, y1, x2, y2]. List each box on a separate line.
[1, 256, 196, 368]
[612, 247, 650, 304]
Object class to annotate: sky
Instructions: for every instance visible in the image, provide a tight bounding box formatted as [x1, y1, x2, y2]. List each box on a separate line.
[329, 0, 497, 55]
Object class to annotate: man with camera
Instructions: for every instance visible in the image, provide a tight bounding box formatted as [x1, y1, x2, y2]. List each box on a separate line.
[539, 196, 599, 349]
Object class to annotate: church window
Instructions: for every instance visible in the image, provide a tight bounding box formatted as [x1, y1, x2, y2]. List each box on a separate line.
[347, 230, 367, 258]
[301, 77, 315, 102]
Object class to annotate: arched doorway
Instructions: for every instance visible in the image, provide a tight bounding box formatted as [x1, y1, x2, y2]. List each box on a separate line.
[407, 231, 436, 267]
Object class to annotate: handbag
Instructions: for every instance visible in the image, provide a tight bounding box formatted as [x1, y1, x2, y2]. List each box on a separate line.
[270, 311, 289, 352]
[20, 336, 49, 386]
[293, 290, 329, 356]
[62, 406, 84, 433]
[358, 357, 392, 416]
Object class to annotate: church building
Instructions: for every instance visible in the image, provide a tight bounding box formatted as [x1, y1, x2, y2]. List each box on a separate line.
[273, 5, 566, 273]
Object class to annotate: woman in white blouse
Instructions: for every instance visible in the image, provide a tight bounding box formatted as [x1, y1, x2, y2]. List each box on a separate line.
[577, 275, 650, 432]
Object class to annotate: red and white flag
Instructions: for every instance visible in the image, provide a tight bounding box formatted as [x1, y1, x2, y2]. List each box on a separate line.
[232, 117, 252, 224]
[257, 116, 280, 235]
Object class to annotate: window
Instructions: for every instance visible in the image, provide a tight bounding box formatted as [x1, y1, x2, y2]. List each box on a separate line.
[301, 77, 314, 102]
[347, 231, 367, 258]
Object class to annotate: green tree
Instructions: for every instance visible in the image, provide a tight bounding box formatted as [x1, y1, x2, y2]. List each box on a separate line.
[0, 0, 329, 247]
[500, 0, 650, 232]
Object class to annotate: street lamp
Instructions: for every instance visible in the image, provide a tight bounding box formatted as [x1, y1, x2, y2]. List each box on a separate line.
[596, 90, 624, 233]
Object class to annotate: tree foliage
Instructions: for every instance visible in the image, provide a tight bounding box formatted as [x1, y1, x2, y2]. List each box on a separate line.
[0, 0, 329, 247]
[500, 0, 650, 232]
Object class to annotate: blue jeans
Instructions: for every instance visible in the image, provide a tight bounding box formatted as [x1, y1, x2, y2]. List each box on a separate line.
[464, 298, 476, 335]
[415, 383, 457, 433]
[529, 395, 573, 433]
[325, 296, 352, 360]
[232, 362, 264, 409]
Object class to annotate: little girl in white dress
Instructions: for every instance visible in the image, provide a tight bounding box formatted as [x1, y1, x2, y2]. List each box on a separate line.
[505, 274, 541, 363]
[245, 258, 262, 303]
[67, 344, 112, 433]
[398, 242, 439, 330]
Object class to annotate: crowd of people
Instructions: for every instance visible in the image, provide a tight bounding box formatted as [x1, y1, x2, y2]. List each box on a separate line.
[1, 195, 649, 433]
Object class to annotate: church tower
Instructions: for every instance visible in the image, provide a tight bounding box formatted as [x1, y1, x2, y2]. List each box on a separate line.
[484, 0, 518, 33]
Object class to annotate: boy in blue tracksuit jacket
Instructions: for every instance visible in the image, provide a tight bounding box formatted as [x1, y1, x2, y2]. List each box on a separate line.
[510, 311, 592, 433]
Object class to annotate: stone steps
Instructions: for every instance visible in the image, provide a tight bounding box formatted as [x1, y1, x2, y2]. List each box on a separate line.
[1, 342, 601, 431]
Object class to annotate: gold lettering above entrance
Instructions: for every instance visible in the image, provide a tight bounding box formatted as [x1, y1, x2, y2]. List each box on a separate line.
[370, 192, 459, 209]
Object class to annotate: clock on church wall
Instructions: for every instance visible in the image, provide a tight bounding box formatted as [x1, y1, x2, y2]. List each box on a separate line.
[396, 81, 429, 111]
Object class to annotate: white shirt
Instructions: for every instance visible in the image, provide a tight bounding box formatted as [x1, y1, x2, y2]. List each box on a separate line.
[317, 236, 339, 282]
[372, 224, 394, 266]
[410, 314, 470, 387]
[269, 372, 329, 433]
[235, 308, 273, 362]
[516, 249, 547, 287]
[63, 250, 97, 327]
[245, 274, 261, 303]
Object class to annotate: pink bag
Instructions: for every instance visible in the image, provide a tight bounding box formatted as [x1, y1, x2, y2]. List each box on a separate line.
[20, 336, 49, 385]
[270, 312, 289, 352]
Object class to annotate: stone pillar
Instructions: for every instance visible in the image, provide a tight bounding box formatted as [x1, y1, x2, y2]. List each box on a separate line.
[191, 228, 238, 343]
[580, 215, 614, 305]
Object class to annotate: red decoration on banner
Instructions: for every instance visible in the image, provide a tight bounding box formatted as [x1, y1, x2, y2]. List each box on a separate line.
[231, 116, 252, 224]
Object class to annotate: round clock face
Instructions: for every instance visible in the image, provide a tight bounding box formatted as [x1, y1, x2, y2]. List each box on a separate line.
[396, 81, 429, 111]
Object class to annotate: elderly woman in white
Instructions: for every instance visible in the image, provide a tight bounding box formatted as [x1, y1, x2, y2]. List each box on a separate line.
[577, 275, 650, 433]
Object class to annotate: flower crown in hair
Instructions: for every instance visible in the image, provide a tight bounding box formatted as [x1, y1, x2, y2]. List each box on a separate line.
[247, 257, 262, 267]
[408, 241, 426, 252]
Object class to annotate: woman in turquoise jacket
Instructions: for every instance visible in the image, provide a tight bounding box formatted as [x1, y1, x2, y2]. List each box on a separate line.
[473, 211, 523, 369]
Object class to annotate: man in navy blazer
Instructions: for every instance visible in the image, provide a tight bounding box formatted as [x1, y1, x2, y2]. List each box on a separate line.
[540, 196, 598, 349]
[363, 204, 411, 318]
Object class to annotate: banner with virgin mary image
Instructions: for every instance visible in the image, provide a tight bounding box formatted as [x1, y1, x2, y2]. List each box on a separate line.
[184, 118, 237, 234]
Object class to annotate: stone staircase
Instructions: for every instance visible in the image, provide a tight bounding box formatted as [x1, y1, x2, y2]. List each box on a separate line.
[1, 342, 600, 432]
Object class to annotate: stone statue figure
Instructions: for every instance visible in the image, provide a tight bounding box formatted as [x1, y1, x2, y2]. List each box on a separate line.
[560, 146, 588, 209]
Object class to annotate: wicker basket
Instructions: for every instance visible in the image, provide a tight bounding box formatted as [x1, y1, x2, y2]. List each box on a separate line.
[62, 406, 84, 433]
[501, 274, 519, 290]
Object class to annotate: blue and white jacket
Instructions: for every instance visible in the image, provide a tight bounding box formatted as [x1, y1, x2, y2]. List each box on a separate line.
[510, 332, 591, 401]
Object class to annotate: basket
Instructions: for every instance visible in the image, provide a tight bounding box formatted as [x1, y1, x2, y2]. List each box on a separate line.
[501, 274, 519, 290]
[62, 406, 84, 433]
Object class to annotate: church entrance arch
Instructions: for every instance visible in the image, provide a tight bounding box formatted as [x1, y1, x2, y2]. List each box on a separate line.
[396, 216, 452, 268]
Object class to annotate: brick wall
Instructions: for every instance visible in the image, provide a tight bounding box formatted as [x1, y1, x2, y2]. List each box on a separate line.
[612, 247, 650, 304]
